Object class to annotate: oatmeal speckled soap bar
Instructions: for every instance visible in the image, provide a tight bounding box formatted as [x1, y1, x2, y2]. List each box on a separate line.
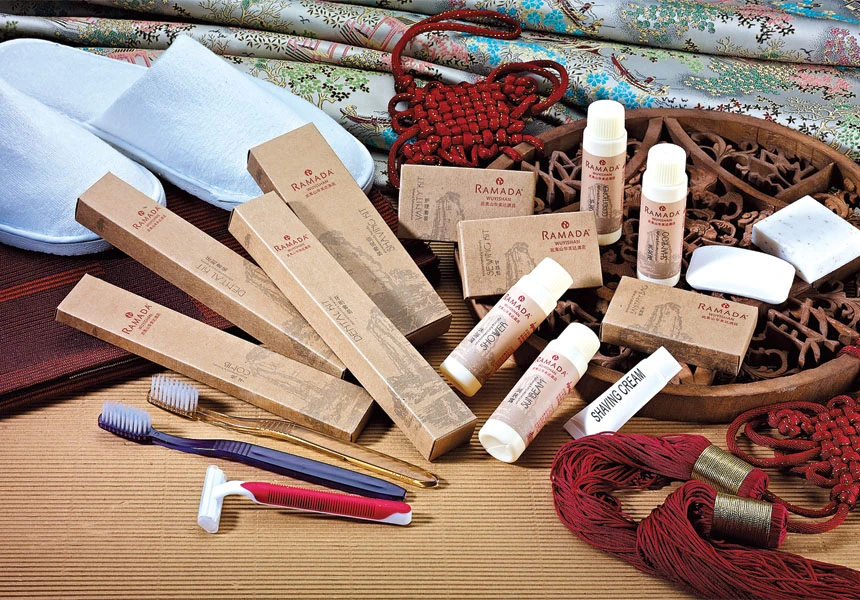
[751, 195, 860, 284]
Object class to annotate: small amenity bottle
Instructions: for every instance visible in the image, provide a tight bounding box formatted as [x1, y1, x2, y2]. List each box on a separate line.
[440, 257, 572, 397]
[479, 322, 600, 463]
[581, 100, 627, 246]
[637, 143, 688, 287]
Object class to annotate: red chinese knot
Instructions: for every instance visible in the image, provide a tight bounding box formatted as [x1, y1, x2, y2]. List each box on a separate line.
[386, 10, 569, 188]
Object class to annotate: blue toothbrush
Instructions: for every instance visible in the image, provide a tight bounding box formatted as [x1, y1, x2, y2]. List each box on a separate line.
[97, 401, 406, 501]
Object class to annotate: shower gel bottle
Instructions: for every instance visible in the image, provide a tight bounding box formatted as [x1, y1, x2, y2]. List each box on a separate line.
[440, 258, 572, 397]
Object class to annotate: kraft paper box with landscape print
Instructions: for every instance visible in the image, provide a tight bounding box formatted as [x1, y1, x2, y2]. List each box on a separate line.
[600, 276, 758, 375]
[247, 124, 451, 346]
[397, 164, 536, 242]
[55, 275, 374, 441]
[458, 212, 603, 299]
[229, 193, 477, 461]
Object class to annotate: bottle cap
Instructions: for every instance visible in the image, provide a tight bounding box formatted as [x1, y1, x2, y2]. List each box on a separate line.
[440, 356, 482, 397]
[644, 143, 687, 187]
[478, 419, 526, 463]
[585, 100, 626, 141]
[528, 257, 573, 301]
[549, 323, 600, 377]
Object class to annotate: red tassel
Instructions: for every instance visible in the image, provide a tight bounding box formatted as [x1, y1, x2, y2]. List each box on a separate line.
[552, 433, 860, 599]
[556, 432, 769, 498]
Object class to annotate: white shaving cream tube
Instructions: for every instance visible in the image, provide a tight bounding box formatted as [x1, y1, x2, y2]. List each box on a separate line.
[563, 347, 681, 438]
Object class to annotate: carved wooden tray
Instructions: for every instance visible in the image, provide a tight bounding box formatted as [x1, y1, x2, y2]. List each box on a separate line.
[469, 109, 860, 422]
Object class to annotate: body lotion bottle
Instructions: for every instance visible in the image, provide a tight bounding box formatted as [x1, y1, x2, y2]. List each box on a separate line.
[440, 258, 572, 397]
[479, 322, 600, 463]
[637, 143, 688, 287]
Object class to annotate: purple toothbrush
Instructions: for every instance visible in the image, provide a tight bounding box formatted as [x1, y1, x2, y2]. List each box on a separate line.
[98, 401, 406, 501]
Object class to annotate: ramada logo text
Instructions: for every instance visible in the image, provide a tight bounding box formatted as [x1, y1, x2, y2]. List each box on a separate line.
[121, 303, 155, 335]
[131, 205, 162, 230]
[535, 352, 569, 376]
[476, 176, 522, 196]
[542, 219, 591, 240]
[274, 232, 309, 252]
[697, 301, 748, 320]
[584, 157, 621, 173]
[502, 291, 534, 319]
[642, 204, 684, 218]
[291, 167, 335, 192]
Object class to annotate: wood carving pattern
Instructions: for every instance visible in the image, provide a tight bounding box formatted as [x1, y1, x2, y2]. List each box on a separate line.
[485, 116, 860, 386]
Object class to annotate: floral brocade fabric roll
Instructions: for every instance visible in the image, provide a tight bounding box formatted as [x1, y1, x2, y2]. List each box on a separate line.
[0, 0, 858, 167]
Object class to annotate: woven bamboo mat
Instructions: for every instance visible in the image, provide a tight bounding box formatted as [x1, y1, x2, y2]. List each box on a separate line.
[0, 244, 856, 599]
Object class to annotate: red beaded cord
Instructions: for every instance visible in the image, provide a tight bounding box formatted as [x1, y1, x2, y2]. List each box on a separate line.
[726, 347, 860, 534]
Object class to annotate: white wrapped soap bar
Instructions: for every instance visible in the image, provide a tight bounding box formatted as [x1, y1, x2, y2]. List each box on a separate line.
[686, 246, 795, 304]
[751, 195, 860, 283]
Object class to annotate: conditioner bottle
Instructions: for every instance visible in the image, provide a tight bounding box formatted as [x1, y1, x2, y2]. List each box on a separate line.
[637, 143, 688, 287]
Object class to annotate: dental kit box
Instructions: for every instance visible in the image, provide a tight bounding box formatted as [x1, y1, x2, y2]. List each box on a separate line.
[458, 211, 603, 299]
[396, 164, 536, 242]
[229, 192, 477, 461]
[56, 274, 374, 441]
[247, 124, 451, 346]
[600, 276, 758, 375]
[76, 173, 346, 378]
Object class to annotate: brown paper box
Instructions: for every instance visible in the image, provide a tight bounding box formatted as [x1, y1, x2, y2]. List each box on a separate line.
[230, 193, 477, 461]
[600, 276, 758, 375]
[458, 212, 603, 299]
[247, 124, 451, 346]
[76, 173, 345, 378]
[55, 274, 373, 441]
[397, 165, 536, 242]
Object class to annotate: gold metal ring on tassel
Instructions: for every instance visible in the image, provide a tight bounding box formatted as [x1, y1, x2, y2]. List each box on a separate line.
[710, 493, 773, 547]
[691, 445, 754, 494]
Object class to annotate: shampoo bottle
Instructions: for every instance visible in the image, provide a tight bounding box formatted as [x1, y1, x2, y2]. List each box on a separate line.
[440, 258, 572, 397]
[581, 100, 627, 246]
[636, 143, 688, 287]
[479, 322, 600, 463]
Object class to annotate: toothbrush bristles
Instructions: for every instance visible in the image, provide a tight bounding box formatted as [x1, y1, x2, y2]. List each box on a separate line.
[149, 374, 200, 415]
[98, 401, 153, 442]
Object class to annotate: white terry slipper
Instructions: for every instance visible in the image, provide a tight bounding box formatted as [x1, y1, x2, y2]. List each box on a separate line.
[0, 79, 166, 255]
[0, 36, 375, 208]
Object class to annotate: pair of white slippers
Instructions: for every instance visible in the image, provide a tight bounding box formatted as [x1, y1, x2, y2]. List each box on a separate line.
[0, 35, 374, 255]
